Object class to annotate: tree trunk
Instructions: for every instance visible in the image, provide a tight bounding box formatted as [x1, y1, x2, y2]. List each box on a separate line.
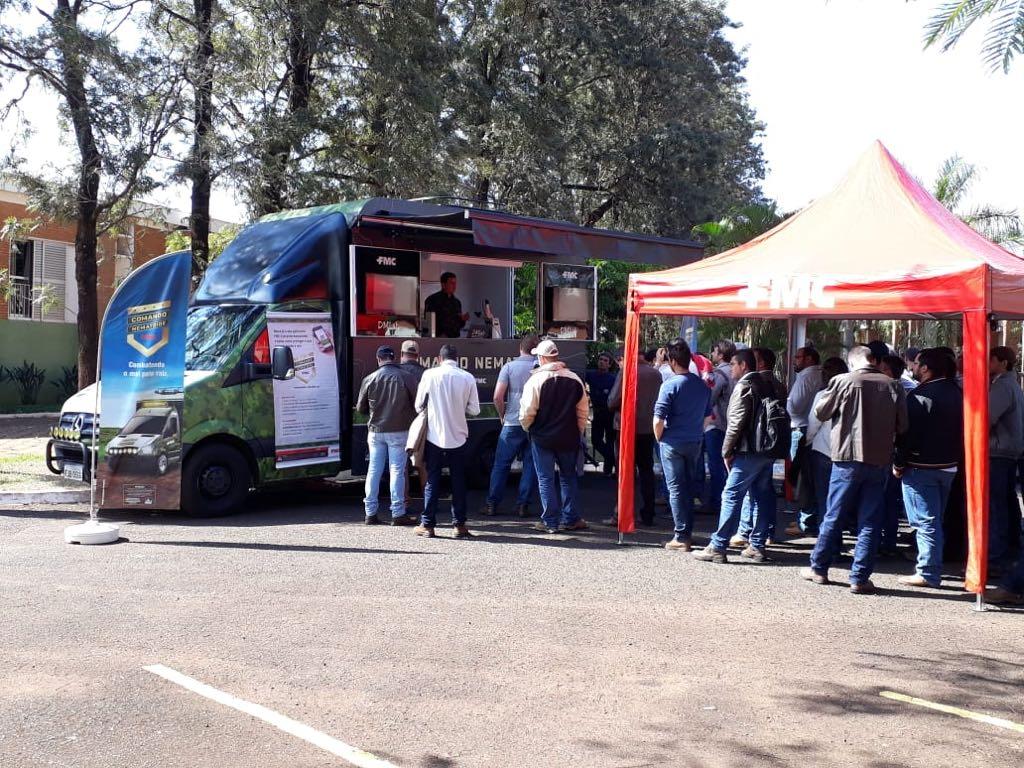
[255, 2, 316, 216]
[190, 0, 215, 273]
[55, 0, 102, 388]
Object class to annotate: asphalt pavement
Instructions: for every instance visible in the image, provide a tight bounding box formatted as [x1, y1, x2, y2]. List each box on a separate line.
[1, 475, 1022, 767]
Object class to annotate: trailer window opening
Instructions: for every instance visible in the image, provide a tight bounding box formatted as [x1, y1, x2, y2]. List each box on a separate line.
[186, 305, 261, 371]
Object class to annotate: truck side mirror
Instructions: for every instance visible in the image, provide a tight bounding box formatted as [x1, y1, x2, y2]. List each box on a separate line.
[271, 346, 295, 380]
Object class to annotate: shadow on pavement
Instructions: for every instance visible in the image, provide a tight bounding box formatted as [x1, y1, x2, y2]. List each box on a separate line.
[135, 540, 442, 556]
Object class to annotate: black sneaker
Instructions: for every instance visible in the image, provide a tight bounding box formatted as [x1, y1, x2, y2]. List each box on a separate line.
[364, 515, 381, 525]
[740, 545, 767, 563]
[391, 514, 418, 526]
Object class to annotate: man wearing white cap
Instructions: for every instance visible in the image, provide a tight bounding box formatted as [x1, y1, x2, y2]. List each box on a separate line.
[519, 339, 589, 533]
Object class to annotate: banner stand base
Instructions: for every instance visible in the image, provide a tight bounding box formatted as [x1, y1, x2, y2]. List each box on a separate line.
[64, 520, 120, 545]
[973, 592, 987, 613]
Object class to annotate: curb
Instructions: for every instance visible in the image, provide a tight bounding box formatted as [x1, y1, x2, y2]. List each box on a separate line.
[1, 489, 90, 505]
[0, 412, 60, 420]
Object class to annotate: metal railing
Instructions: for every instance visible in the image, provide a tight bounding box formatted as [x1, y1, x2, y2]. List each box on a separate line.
[6, 279, 32, 319]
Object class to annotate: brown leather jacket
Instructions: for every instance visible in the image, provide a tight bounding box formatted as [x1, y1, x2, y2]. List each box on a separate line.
[814, 366, 908, 466]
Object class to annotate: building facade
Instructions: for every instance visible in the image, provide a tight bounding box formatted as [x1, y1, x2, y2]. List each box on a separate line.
[0, 184, 215, 410]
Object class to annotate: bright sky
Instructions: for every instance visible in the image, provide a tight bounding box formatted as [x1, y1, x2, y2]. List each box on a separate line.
[3, 1, 1023, 224]
[725, 0, 1024, 216]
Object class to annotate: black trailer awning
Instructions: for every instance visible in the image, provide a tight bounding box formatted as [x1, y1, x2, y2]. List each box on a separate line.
[353, 198, 703, 268]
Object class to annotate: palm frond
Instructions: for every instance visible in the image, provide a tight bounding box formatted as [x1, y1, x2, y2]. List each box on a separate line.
[980, 0, 1024, 71]
[923, 0, 994, 50]
[932, 154, 975, 211]
[962, 205, 1024, 245]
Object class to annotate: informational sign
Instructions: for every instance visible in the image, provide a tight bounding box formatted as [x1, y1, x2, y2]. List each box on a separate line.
[267, 311, 341, 468]
[97, 251, 190, 509]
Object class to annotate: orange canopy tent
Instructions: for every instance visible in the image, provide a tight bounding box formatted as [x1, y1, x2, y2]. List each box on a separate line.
[616, 141, 1024, 595]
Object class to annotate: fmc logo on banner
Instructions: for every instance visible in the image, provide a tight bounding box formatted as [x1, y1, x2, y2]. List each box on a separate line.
[738, 276, 835, 310]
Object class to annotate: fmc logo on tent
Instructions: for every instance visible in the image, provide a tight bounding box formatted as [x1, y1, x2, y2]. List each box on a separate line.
[738, 277, 835, 310]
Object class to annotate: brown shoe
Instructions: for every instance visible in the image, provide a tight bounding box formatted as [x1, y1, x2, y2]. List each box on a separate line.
[665, 537, 692, 552]
[740, 545, 767, 563]
[799, 567, 829, 585]
[514, 503, 530, 518]
[898, 574, 938, 588]
[560, 519, 589, 531]
[453, 524, 473, 539]
[413, 525, 435, 538]
[692, 545, 728, 563]
[532, 521, 558, 534]
[784, 522, 803, 537]
[850, 580, 877, 595]
[984, 586, 1024, 605]
[480, 503, 498, 517]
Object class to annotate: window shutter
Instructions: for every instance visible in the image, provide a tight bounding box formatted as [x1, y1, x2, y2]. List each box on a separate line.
[31, 239, 69, 322]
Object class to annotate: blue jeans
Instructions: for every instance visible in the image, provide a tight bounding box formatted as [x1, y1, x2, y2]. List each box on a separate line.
[709, 455, 774, 551]
[364, 430, 409, 519]
[486, 425, 537, 508]
[688, 437, 706, 500]
[808, 450, 833, 534]
[880, 469, 902, 550]
[531, 442, 580, 528]
[1002, 554, 1024, 594]
[422, 441, 468, 527]
[810, 461, 888, 585]
[990, 457, 1017, 565]
[660, 441, 701, 540]
[901, 467, 954, 586]
[738, 470, 777, 542]
[792, 428, 818, 532]
[705, 429, 727, 510]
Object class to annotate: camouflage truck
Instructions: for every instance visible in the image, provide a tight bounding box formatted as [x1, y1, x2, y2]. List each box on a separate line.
[47, 198, 701, 516]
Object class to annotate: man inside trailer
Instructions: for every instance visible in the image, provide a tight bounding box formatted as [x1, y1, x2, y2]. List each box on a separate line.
[424, 271, 470, 338]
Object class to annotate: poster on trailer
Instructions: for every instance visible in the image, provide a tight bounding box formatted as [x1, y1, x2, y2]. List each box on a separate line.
[96, 251, 190, 509]
[266, 311, 341, 468]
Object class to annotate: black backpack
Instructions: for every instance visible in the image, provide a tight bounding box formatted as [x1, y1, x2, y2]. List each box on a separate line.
[750, 375, 791, 459]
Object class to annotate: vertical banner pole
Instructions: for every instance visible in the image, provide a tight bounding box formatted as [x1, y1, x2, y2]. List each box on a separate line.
[616, 290, 641, 540]
[962, 309, 990, 598]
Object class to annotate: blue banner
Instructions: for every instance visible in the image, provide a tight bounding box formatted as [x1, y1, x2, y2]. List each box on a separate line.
[96, 251, 190, 509]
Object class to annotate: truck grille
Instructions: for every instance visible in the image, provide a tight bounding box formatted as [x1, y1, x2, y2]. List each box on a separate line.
[50, 412, 98, 442]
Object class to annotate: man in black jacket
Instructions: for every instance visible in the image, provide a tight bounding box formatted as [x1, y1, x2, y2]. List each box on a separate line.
[893, 348, 963, 588]
[356, 345, 418, 525]
[694, 349, 777, 564]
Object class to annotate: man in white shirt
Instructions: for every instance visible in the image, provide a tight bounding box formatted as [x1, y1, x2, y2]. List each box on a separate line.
[786, 346, 823, 535]
[413, 344, 481, 538]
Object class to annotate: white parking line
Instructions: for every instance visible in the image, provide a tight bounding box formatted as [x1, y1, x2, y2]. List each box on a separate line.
[144, 664, 401, 767]
[880, 690, 1024, 734]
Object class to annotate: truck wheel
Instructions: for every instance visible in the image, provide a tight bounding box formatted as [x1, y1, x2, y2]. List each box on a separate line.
[181, 443, 251, 518]
[156, 453, 169, 475]
[466, 433, 498, 489]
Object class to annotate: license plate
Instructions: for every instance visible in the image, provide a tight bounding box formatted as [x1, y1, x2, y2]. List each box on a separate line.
[63, 463, 84, 481]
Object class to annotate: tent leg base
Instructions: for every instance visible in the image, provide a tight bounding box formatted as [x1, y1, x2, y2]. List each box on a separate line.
[973, 593, 987, 613]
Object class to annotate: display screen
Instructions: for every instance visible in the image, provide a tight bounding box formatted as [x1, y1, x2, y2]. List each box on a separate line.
[365, 274, 418, 315]
[551, 288, 593, 323]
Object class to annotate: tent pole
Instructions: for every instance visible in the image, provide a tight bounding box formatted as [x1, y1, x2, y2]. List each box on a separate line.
[961, 309, 990, 602]
[616, 290, 641, 542]
[974, 592, 986, 612]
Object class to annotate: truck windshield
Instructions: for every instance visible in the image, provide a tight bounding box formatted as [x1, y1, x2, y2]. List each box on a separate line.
[122, 415, 167, 435]
[186, 305, 261, 371]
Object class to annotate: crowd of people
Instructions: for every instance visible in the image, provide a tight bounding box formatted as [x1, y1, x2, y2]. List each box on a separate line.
[355, 332, 1024, 603]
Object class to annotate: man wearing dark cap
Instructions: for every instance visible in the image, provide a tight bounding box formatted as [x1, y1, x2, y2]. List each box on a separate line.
[424, 272, 469, 338]
[356, 345, 418, 525]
